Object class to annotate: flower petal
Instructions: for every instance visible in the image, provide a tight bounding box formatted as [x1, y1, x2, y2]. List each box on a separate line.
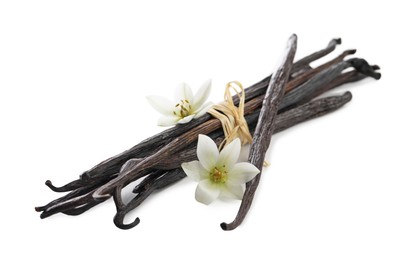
[181, 161, 207, 182]
[218, 138, 241, 169]
[175, 82, 193, 103]
[221, 183, 244, 200]
[193, 101, 213, 119]
[146, 95, 174, 116]
[195, 179, 220, 205]
[228, 162, 260, 185]
[193, 79, 212, 109]
[197, 134, 219, 171]
[177, 114, 195, 124]
[157, 116, 179, 126]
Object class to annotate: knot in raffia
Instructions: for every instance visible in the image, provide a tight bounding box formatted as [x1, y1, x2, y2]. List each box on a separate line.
[208, 81, 252, 149]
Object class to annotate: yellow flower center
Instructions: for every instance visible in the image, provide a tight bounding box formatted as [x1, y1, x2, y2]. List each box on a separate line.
[210, 166, 228, 184]
[173, 99, 192, 118]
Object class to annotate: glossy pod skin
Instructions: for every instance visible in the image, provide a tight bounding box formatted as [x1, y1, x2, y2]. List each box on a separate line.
[222, 34, 297, 230]
[35, 37, 381, 230]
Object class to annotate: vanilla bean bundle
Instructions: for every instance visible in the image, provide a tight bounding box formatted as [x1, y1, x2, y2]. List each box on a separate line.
[36, 36, 381, 230]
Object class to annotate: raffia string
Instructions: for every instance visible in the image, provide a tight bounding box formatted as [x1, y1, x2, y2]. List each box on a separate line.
[208, 81, 253, 150]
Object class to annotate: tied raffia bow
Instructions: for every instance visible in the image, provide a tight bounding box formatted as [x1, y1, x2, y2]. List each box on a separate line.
[208, 81, 253, 149]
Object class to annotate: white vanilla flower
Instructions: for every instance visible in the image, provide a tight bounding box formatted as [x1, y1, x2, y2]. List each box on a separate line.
[181, 134, 260, 205]
[146, 80, 213, 126]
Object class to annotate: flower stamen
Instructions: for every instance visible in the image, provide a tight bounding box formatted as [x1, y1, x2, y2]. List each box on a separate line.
[174, 99, 192, 118]
[210, 167, 227, 184]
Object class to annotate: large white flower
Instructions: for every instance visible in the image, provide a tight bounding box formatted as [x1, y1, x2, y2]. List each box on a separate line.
[146, 80, 213, 126]
[181, 134, 260, 205]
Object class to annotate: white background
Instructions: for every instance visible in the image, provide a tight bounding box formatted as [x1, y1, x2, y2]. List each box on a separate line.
[1, 1, 407, 259]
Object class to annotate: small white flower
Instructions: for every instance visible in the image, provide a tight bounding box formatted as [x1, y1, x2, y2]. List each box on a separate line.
[181, 134, 260, 205]
[146, 80, 213, 126]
